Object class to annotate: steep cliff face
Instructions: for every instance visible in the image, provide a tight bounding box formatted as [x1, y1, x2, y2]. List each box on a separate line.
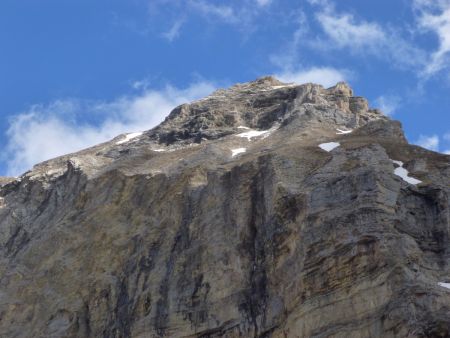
[0, 77, 449, 338]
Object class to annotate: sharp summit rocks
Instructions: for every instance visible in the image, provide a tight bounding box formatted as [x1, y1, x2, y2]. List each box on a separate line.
[0, 77, 449, 337]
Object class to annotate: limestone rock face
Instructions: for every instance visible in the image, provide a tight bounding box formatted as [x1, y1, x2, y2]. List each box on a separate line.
[0, 77, 449, 338]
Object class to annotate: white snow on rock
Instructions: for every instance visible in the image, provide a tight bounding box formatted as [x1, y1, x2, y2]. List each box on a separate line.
[152, 143, 200, 153]
[237, 126, 250, 130]
[116, 132, 143, 145]
[271, 84, 296, 90]
[438, 282, 450, 289]
[391, 160, 422, 185]
[236, 125, 278, 141]
[237, 129, 270, 140]
[319, 142, 340, 152]
[231, 148, 246, 157]
[336, 128, 353, 135]
[237, 130, 269, 140]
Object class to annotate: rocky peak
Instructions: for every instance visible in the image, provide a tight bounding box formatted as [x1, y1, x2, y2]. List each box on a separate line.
[232, 75, 287, 89]
[328, 81, 353, 96]
[150, 76, 386, 145]
[0, 75, 448, 338]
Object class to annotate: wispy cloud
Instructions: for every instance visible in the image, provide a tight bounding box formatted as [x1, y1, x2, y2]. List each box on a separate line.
[4, 81, 216, 176]
[309, 0, 385, 51]
[269, 8, 348, 89]
[276, 67, 349, 88]
[131, 78, 152, 90]
[269, 10, 309, 70]
[374, 95, 401, 115]
[304, 0, 450, 78]
[256, 0, 272, 7]
[147, 0, 273, 39]
[414, 0, 450, 76]
[316, 12, 385, 50]
[267, 6, 348, 88]
[188, 0, 236, 23]
[141, 0, 450, 80]
[311, 7, 426, 71]
[311, 0, 450, 77]
[444, 133, 450, 154]
[415, 134, 440, 151]
[162, 18, 185, 42]
[415, 133, 450, 154]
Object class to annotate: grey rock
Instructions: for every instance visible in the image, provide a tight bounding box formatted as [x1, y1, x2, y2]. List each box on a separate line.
[0, 77, 448, 338]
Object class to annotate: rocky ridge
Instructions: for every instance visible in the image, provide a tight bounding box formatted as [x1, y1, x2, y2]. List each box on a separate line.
[0, 76, 449, 337]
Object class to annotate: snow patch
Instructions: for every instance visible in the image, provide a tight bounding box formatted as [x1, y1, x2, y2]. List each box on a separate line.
[336, 128, 353, 135]
[237, 130, 270, 140]
[231, 148, 246, 157]
[237, 126, 250, 130]
[116, 132, 143, 145]
[438, 282, 450, 290]
[319, 142, 340, 152]
[271, 84, 296, 89]
[236, 125, 277, 141]
[391, 160, 422, 185]
[153, 143, 200, 153]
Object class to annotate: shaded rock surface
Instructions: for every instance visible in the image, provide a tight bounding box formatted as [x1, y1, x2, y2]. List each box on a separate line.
[0, 77, 449, 337]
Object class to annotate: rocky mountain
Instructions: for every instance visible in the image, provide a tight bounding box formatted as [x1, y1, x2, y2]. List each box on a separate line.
[0, 76, 449, 338]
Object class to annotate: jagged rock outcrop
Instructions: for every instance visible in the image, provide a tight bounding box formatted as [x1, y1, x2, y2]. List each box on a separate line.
[0, 77, 449, 338]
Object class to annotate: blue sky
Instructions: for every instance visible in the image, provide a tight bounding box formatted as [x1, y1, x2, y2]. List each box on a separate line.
[1, 0, 450, 176]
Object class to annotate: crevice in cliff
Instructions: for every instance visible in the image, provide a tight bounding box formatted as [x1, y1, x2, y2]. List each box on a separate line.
[238, 156, 275, 337]
[155, 189, 194, 336]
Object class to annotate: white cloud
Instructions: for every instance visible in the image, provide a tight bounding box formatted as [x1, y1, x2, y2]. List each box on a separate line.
[162, 19, 185, 42]
[4, 81, 215, 176]
[444, 150, 450, 154]
[131, 78, 151, 90]
[374, 95, 401, 115]
[269, 10, 348, 90]
[414, 0, 450, 75]
[310, 3, 426, 71]
[306, 0, 450, 76]
[276, 67, 349, 88]
[316, 12, 385, 50]
[256, 0, 272, 7]
[188, 0, 236, 23]
[307, 0, 333, 9]
[415, 134, 440, 151]
[148, 0, 270, 37]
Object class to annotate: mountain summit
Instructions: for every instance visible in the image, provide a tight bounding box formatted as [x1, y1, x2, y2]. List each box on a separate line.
[0, 77, 449, 337]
